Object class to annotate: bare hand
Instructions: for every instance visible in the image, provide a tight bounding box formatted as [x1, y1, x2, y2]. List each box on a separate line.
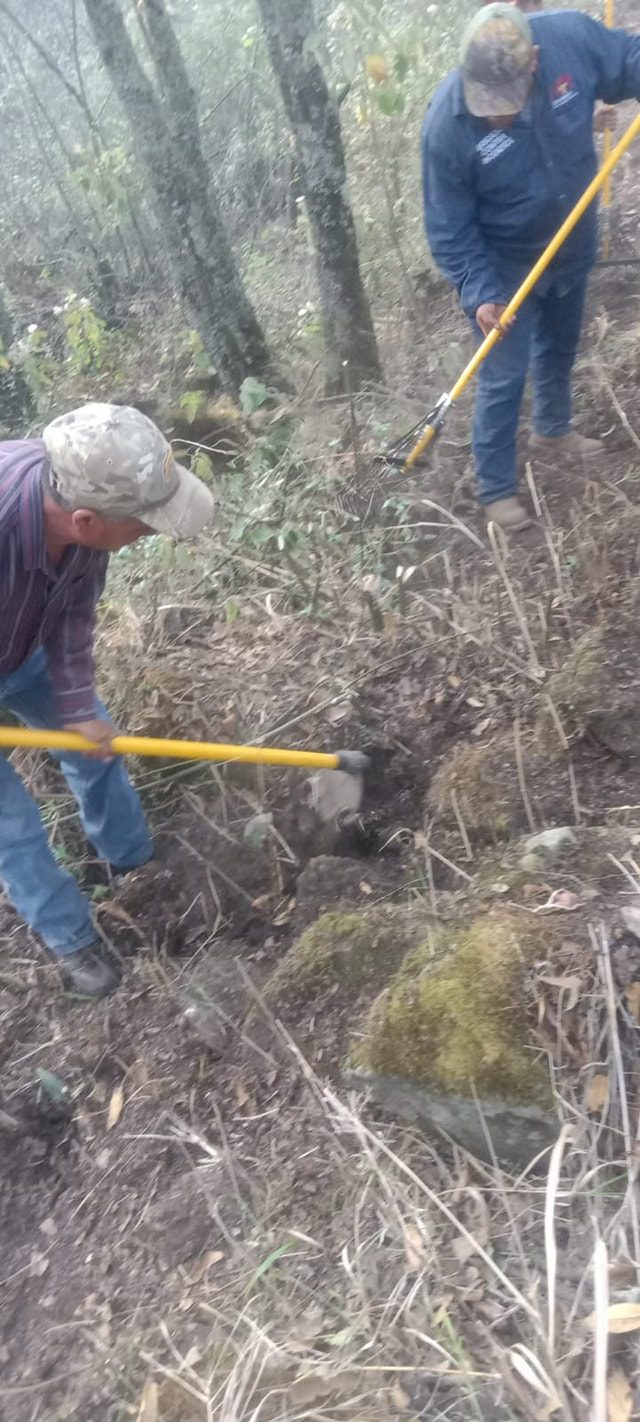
[593, 105, 617, 135]
[476, 302, 515, 339]
[65, 718, 117, 761]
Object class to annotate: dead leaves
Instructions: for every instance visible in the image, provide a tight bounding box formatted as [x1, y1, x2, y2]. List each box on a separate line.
[583, 1301, 640, 1334]
[136, 1379, 158, 1422]
[365, 53, 390, 82]
[508, 1348, 560, 1417]
[107, 1084, 125, 1129]
[404, 1223, 427, 1272]
[585, 1073, 610, 1114]
[607, 1370, 633, 1422]
[624, 980, 640, 1020]
[539, 973, 582, 1012]
[188, 1249, 225, 1284]
[390, 1379, 412, 1411]
[28, 1249, 49, 1278]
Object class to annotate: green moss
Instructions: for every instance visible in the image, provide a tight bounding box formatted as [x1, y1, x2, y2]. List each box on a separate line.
[537, 628, 605, 753]
[355, 911, 555, 1106]
[429, 741, 512, 835]
[262, 910, 411, 1008]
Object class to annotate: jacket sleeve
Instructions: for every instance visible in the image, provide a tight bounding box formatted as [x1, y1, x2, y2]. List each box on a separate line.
[576, 14, 640, 102]
[422, 126, 509, 320]
[45, 558, 108, 724]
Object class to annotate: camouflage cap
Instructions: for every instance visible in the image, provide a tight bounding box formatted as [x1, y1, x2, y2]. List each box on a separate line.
[42, 402, 214, 540]
[461, 3, 534, 118]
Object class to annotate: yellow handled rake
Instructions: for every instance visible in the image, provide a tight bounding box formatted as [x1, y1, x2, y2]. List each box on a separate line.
[385, 106, 640, 472]
[601, 0, 615, 262]
[0, 725, 368, 775]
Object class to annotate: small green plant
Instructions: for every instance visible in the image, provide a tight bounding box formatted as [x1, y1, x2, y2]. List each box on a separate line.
[239, 375, 269, 413]
[71, 143, 135, 228]
[190, 448, 215, 482]
[184, 329, 214, 377]
[295, 302, 323, 342]
[179, 389, 207, 422]
[17, 325, 56, 399]
[62, 293, 109, 375]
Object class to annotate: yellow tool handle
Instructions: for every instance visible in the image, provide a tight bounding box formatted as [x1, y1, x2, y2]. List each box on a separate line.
[602, 0, 615, 257]
[405, 106, 640, 471]
[0, 725, 344, 771]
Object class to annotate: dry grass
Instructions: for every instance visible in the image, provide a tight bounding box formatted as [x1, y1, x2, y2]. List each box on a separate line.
[131, 967, 640, 1422]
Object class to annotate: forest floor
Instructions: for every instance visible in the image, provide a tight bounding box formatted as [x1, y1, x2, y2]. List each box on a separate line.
[4, 56, 640, 1422]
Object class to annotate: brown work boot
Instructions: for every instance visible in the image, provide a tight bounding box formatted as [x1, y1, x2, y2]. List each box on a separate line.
[484, 497, 533, 532]
[529, 430, 601, 460]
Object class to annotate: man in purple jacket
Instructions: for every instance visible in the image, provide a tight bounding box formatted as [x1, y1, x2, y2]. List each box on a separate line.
[0, 402, 214, 999]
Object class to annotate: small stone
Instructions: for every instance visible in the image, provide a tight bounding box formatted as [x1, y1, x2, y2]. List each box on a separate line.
[183, 1003, 228, 1057]
[301, 770, 363, 827]
[522, 828, 576, 861]
[519, 853, 541, 872]
[243, 812, 273, 847]
[620, 904, 640, 940]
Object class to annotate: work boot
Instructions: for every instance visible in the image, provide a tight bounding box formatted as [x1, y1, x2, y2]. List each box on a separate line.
[60, 945, 121, 999]
[529, 430, 601, 460]
[484, 497, 533, 532]
[83, 855, 155, 892]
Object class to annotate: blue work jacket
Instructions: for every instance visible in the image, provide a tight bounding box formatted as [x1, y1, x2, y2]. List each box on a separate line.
[422, 10, 640, 317]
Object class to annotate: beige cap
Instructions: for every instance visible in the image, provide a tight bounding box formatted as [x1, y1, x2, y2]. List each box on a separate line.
[42, 402, 214, 539]
[461, 3, 533, 118]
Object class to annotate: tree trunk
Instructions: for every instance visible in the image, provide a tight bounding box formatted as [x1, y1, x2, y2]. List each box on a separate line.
[256, 0, 381, 393]
[83, 0, 271, 395]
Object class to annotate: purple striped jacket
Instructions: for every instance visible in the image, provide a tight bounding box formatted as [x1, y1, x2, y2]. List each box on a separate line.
[0, 440, 108, 722]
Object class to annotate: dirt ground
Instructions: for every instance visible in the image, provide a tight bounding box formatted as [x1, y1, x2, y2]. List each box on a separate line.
[4, 55, 640, 1422]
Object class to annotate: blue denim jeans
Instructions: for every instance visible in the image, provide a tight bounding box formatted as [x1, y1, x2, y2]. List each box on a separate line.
[0, 649, 153, 957]
[471, 273, 589, 504]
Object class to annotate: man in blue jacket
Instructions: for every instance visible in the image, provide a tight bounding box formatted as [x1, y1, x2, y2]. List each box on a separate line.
[422, 3, 640, 530]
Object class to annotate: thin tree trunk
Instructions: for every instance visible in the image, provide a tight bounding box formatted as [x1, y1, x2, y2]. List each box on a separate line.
[136, 0, 215, 198]
[0, 284, 33, 425]
[0, 29, 127, 309]
[256, 0, 381, 393]
[0, 286, 14, 352]
[83, 0, 271, 395]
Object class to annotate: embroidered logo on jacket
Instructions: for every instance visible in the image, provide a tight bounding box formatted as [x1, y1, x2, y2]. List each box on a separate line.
[476, 131, 515, 166]
[550, 74, 579, 109]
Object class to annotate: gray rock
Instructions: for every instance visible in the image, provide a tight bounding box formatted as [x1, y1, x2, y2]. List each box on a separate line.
[183, 1002, 228, 1057]
[521, 827, 576, 863]
[619, 903, 640, 941]
[345, 1069, 558, 1170]
[300, 769, 364, 827]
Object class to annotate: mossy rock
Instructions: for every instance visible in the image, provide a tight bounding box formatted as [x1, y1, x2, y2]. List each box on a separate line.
[537, 627, 605, 754]
[261, 908, 428, 1011]
[429, 740, 515, 835]
[428, 735, 550, 839]
[538, 616, 640, 758]
[355, 910, 558, 1107]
